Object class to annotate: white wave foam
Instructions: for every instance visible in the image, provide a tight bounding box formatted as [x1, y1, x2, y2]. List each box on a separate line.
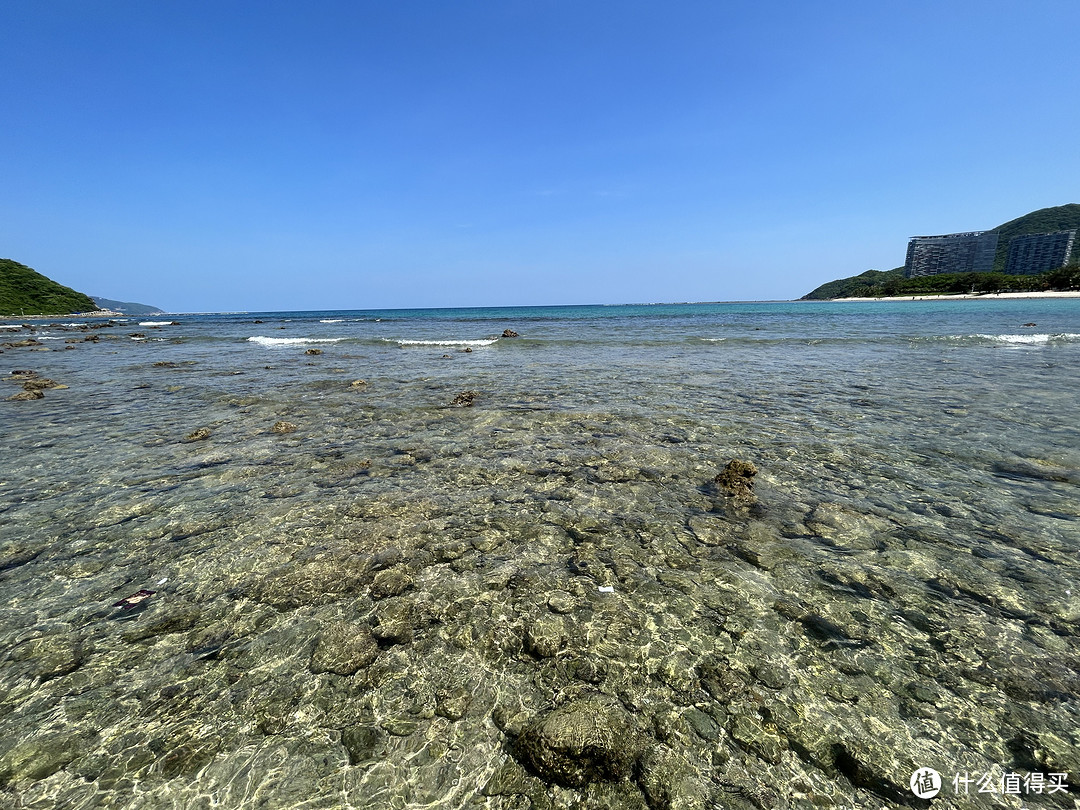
[248, 336, 347, 346]
[139, 321, 173, 326]
[0, 325, 23, 330]
[974, 333, 1080, 345]
[62, 323, 87, 327]
[700, 338, 726, 342]
[320, 319, 344, 323]
[385, 338, 498, 347]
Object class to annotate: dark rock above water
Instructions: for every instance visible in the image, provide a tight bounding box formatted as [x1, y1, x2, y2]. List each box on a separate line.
[451, 390, 478, 407]
[713, 458, 757, 503]
[7, 389, 44, 401]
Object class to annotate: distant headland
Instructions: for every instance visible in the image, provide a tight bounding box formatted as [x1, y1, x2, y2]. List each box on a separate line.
[803, 204, 1080, 300]
[0, 258, 161, 316]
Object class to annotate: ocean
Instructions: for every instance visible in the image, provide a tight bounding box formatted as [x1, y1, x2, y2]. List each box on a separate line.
[1, 299, 1078, 809]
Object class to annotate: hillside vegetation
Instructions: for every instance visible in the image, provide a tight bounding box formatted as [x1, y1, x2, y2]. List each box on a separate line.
[802, 266, 1080, 299]
[804, 204, 1080, 299]
[0, 258, 98, 315]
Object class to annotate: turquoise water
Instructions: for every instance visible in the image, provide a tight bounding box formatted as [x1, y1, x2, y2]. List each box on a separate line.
[1, 299, 1079, 809]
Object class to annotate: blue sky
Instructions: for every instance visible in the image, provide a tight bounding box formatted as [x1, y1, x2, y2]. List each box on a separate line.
[3, 1, 1079, 311]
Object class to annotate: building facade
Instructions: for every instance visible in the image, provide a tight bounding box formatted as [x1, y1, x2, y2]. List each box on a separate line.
[1005, 230, 1077, 275]
[904, 231, 999, 278]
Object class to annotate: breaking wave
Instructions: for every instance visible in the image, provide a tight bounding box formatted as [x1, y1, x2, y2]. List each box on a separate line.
[385, 338, 499, 347]
[247, 336, 348, 346]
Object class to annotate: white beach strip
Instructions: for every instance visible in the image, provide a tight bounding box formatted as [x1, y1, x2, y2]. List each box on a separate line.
[831, 290, 1080, 302]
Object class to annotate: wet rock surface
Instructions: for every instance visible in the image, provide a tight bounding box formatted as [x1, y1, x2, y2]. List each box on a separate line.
[713, 458, 757, 503]
[7, 388, 44, 400]
[452, 389, 478, 406]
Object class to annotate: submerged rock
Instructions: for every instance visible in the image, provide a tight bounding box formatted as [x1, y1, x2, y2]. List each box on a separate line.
[184, 427, 211, 442]
[341, 726, 383, 765]
[254, 559, 370, 609]
[523, 615, 567, 658]
[501, 329, 520, 337]
[0, 731, 91, 786]
[271, 420, 298, 434]
[305, 348, 322, 355]
[546, 591, 579, 614]
[371, 599, 414, 645]
[514, 696, 644, 788]
[434, 686, 470, 721]
[9, 634, 86, 680]
[636, 746, 708, 810]
[309, 623, 379, 675]
[370, 565, 413, 599]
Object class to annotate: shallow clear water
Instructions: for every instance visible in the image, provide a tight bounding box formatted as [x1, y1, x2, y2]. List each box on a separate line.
[1, 300, 1078, 809]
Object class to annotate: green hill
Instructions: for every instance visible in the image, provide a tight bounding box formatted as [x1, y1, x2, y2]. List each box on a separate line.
[91, 296, 164, 315]
[803, 204, 1080, 299]
[801, 268, 907, 300]
[0, 258, 99, 315]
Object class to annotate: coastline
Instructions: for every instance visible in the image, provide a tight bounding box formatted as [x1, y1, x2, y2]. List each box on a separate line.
[832, 290, 1080, 302]
[0, 309, 122, 321]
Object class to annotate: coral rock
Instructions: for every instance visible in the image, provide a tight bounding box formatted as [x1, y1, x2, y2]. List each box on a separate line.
[713, 459, 757, 502]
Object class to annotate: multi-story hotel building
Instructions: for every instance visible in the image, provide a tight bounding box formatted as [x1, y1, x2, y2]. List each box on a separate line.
[1005, 230, 1077, 275]
[904, 231, 999, 278]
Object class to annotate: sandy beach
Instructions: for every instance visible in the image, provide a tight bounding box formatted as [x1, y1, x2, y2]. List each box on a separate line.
[833, 290, 1080, 302]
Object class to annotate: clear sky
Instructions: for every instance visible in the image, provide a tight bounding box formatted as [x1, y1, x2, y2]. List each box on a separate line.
[3, 1, 1079, 312]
